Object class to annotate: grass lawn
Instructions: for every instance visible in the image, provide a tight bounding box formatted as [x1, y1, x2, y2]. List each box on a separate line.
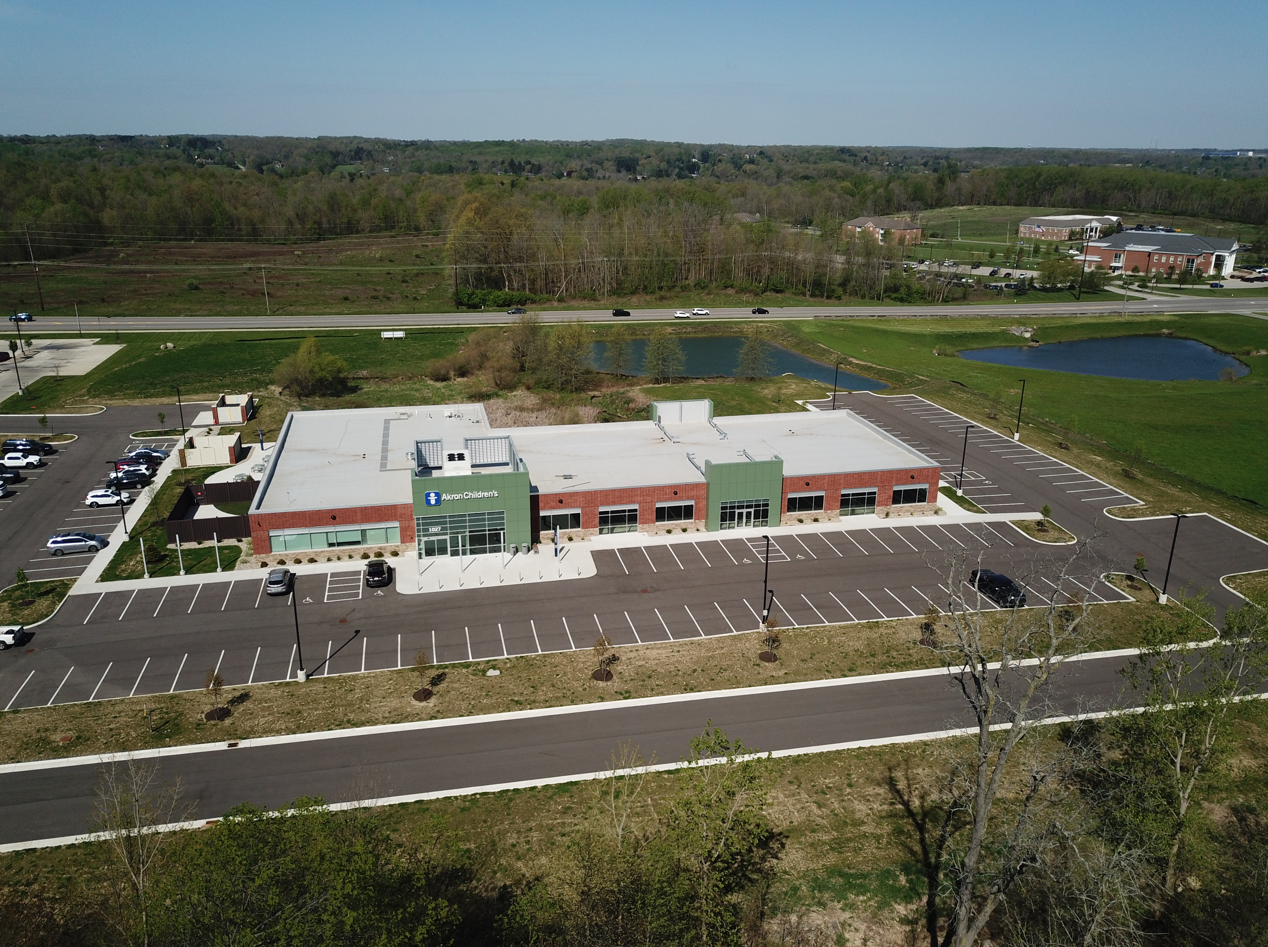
[795, 313, 1268, 513]
[0, 579, 74, 625]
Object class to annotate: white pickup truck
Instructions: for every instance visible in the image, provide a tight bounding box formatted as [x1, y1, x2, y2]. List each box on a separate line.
[0, 625, 25, 649]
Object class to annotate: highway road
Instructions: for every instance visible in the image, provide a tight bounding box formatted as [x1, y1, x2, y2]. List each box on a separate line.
[20, 295, 1268, 334]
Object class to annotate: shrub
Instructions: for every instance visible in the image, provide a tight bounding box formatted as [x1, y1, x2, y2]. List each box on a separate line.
[274, 337, 349, 397]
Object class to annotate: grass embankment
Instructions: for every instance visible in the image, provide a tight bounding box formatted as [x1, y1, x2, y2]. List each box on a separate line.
[0, 580, 74, 625]
[0, 600, 1191, 765]
[97, 466, 241, 581]
[794, 314, 1268, 538]
[938, 484, 986, 514]
[1226, 570, 1268, 601]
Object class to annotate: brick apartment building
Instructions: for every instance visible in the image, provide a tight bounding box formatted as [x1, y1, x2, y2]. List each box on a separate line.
[1078, 229, 1239, 277]
[842, 216, 922, 244]
[1018, 215, 1120, 241]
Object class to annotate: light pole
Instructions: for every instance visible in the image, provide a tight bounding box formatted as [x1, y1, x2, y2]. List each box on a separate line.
[760, 535, 775, 627]
[291, 588, 307, 682]
[172, 386, 186, 437]
[831, 360, 845, 410]
[106, 462, 130, 539]
[1159, 513, 1187, 605]
[957, 424, 975, 489]
[1013, 378, 1027, 441]
[8, 329, 23, 395]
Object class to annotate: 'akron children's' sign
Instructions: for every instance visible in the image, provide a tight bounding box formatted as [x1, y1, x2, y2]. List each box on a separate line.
[425, 490, 500, 507]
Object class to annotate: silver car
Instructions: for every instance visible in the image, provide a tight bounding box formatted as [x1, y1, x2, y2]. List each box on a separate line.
[46, 532, 107, 556]
[265, 568, 293, 596]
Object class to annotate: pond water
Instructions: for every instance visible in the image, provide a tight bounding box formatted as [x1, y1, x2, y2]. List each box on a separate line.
[959, 336, 1249, 382]
[587, 337, 887, 390]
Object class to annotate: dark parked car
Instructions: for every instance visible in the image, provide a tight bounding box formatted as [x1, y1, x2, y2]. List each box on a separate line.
[365, 559, 393, 588]
[612, 308, 631, 317]
[108, 469, 153, 488]
[752, 307, 769, 314]
[507, 307, 527, 315]
[0, 469, 24, 484]
[264, 568, 293, 597]
[969, 569, 1027, 608]
[989, 268, 1000, 276]
[2, 438, 56, 455]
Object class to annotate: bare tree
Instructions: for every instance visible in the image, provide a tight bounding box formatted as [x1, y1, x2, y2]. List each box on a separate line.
[95, 758, 188, 947]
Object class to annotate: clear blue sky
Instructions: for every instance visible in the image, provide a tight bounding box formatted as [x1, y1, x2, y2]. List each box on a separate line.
[2, 0, 1264, 148]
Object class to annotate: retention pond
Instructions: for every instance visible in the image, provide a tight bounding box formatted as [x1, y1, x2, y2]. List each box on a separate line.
[959, 335, 1248, 382]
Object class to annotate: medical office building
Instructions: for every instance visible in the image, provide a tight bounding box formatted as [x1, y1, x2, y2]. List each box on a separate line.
[247, 400, 941, 559]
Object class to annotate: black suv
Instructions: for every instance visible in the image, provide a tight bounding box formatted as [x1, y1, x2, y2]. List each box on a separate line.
[2, 438, 56, 455]
[612, 308, 631, 317]
[970, 569, 1027, 608]
[365, 559, 393, 588]
[108, 470, 153, 488]
[0, 469, 24, 484]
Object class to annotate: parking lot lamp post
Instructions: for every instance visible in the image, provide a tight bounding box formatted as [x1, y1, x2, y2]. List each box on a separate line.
[832, 360, 844, 410]
[1159, 513, 1188, 605]
[106, 463, 130, 539]
[139, 537, 149, 578]
[760, 535, 775, 628]
[958, 424, 975, 489]
[1013, 378, 1027, 441]
[173, 386, 186, 439]
[175, 535, 185, 576]
[9, 335, 23, 395]
[213, 531, 221, 572]
[291, 593, 307, 682]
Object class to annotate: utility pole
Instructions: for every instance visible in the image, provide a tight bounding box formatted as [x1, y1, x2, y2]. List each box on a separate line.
[1076, 231, 1090, 300]
[261, 266, 270, 314]
[75, 302, 82, 337]
[24, 226, 45, 311]
[832, 360, 844, 410]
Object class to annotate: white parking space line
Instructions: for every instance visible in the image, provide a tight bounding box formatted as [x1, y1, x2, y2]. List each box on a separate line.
[89, 663, 112, 701]
[1082, 495, 1125, 502]
[856, 590, 886, 619]
[913, 526, 942, 550]
[684, 605, 705, 636]
[818, 533, 843, 556]
[129, 657, 151, 697]
[83, 593, 105, 625]
[324, 572, 363, 603]
[936, 525, 967, 548]
[324, 640, 333, 675]
[641, 547, 657, 573]
[715, 602, 737, 633]
[890, 529, 918, 551]
[801, 594, 829, 624]
[248, 647, 260, 685]
[718, 542, 738, 565]
[254, 578, 266, 608]
[983, 524, 1015, 546]
[287, 644, 296, 681]
[361, 636, 367, 673]
[828, 591, 857, 621]
[221, 581, 235, 610]
[498, 623, 508, 657]
[744, 597, 762, 625]
[625, 610, 644, 644]
[1021, 584, 1051, 604]
[46, 667, 74, 705]
[865, 529, 893, 553]
[842, 531, 869, 556]
[187, 584, 203, 613]
[5, 670, 35, 711]
[666, 545, 684, 570]
[530, 619, 542, 652]
[614, 549, 629, 574]
[793, 535, 817, 559]
[153, 586, 170, 617]
[561, 617, 575, 649]
[911, 586, 939, 609]
[593, 614, 606, 641]
[213, 649, 225, 677]
[691, 543, 711, 566]
[170, 653, 187, 692]
[886, 588, 917, 616]
[118, 589, 138, 620]
[655, 608, 674, 639]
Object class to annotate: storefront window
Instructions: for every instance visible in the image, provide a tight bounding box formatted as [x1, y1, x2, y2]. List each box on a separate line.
[269, 522, 400, 552]
[892, 485, 929, 505]
[598, 505, 639, 534]
[719, 499, 770, 529]
[840, 488, 878, 516]
[786, 492, 824, 513]
[540, 510, 581, 532]
[655, 501, 695, 523]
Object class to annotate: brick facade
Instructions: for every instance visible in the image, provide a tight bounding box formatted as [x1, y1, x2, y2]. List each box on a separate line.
[250, 503, 416, 555]
[844, 220, 922, 245]
[778, 467, 940, 517]
[536, 483, 710, 535]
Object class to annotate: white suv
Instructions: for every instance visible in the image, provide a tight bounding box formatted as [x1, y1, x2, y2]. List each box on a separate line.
[2, 451, 42, 468]
[0, 625, 25, 650]
[86, 489, 131, 508]
[690, 307, 710, 316]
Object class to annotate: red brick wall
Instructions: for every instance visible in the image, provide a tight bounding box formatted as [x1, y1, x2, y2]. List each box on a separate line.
[1098, 247, 1214, 276]
[250, 503, 416, 555]
[537, 483, 708, 531]
[780, 467, 941, 513]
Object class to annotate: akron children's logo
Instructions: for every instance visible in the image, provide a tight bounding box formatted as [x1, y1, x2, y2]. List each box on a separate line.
[442, 490, 499, 501]
[424, 491, 441, 507]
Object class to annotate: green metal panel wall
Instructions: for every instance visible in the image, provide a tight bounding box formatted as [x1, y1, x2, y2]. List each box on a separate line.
[412, 470, 532, 547]
[704, 458, 784, 530]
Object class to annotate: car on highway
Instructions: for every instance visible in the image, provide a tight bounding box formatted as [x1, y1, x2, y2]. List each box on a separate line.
[690, 308, 710, 316]
[365, 559, 393, 588]
[1209, 282, 1224, 289]
[3, 451, 43, 468]
[506, 307, 527, 315]
[752, 307, 769, 314]
[970, 262, 981, 269]
[2, 438, 56, 455]
[673, 310, 691, 319]
[265, 567, 293, 596]
[969, 569, 1027, 608]
[0, 625, 27, 650]
[989, 268, 1000, 276]
[85, 489, 132, 508]
[8, 312, 33, 323]
[46, 532, 107, 556]
[0, 469, 25, 484]
[612, 308, 631, 317]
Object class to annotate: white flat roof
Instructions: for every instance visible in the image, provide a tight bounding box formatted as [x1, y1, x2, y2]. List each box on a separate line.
[254, 402, 938, 513]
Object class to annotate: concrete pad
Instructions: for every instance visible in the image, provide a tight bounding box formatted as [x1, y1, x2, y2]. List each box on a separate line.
[0, 338, 123, 403]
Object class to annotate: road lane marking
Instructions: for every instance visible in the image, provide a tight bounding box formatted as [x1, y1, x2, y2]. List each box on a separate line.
[623, 611, 643, 643]
[691, 543, 711, 566]
[865, 529, 893, 553]
[118, 589, 138, 620]
[666, 545, 684, 570]
[684, 605, 704, 636]
[885, 588, 917, 616]
[828, 592, 857, 621]
[561, 617, 575, 649]
[169, 653, 187, 692]
[842, 531, 869, 555]
[856, 590, 886, 619]
[715, 602, 737, 633]
[47, 667, 74, 705]
[187, 583, 202, 614]
[129, 657, 150, 697]
[153, 586, 170, 616]
[801, 594, 829, 624]
[248, 647, 260, 685]
[655, 608, 673, 639]
[221, 581, 235, 610]
[89, 663, 112, 701]
[83, 593, 105, 625]
[254, 578, 266, 608]
[641, 548, 658, 573]
[530, 619, 541, 653]
[498, 623, 508, 657]
[818, 533, 843, 556]
[5, 670, 35, 710]
[614, 550, 629, 574]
